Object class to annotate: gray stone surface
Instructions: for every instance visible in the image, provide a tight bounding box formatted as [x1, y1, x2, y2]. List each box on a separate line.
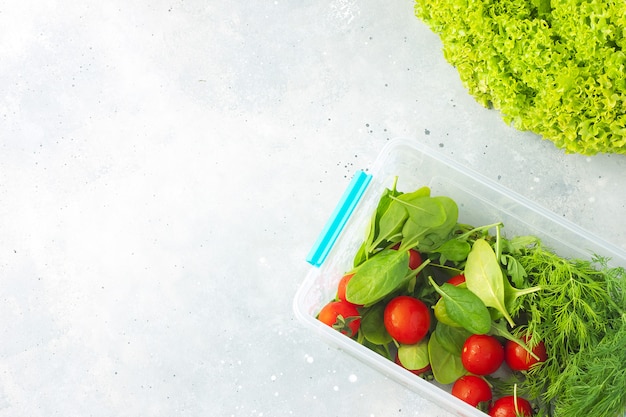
[1, 1, 624, 416]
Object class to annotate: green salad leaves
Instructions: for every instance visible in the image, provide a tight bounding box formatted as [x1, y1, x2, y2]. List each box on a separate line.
[414, 0, 626, 155]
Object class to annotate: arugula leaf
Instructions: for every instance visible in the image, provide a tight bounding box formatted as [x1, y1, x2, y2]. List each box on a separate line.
[500, 235, 540, 255]
[502, 273, 542, 317]
[500, 253, 527, 286]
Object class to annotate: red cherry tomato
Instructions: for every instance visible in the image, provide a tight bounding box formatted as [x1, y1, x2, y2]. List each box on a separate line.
[336, 273, 362, 306]
[451, 375, 492, 407]
[384, 296, 430, 344]
[318, 301, 361, 337]
[489, 395, 534, 417]
[461, 334, 504, 375]
[447, 274, 466, 286]
[394, 353, 431, 376]
[505, 336, 547, 371]
[391, 243, 423, 270]
[408, 249, 423, 270]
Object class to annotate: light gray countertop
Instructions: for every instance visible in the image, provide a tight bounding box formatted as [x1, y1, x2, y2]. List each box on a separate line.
[1, 1, 624, 416]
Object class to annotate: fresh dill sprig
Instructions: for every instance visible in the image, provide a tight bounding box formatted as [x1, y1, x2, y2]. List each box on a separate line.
[552, 314, 626, 417]
[518, 247, 622, 354]
[512, 243, 626, 416]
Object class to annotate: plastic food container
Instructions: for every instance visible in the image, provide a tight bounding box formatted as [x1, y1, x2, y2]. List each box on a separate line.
[293, 138, 626, 417]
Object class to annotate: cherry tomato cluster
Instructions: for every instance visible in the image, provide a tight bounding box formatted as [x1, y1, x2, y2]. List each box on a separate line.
[317, 248, 549, 417]
[453, 333, 547, 415]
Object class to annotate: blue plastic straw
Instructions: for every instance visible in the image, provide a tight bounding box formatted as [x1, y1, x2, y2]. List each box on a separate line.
[306, 170, 372, 267]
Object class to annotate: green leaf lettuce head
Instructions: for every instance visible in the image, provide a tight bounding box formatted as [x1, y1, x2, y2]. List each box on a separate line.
[414, 0, 626, 155]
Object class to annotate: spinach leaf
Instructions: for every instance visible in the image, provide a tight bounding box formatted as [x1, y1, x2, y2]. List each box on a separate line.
[428, 277, 492, 334]
[400, 196, 459, 253]
[353, 241, 368, 268]
[393, 195, 446, 228]
[395, 186, 432, 206]
[369, 186, 433, 251]
[370, 186, 400, 239]
[398, 339, 430, 371]
[433, 298, 462, 328]
[429, 330, 466, 384]
[398, 186, 431, 200]
[432, 239, 471, 263]
[369, 200, 407, 250]
[354, 181, 404, 266]
[360, 303, 392, 345]
[465, 238, 516, 327]
[346, 249, 410, 305]
[425, 196, 459, 240]
[399, 218, 430, 250]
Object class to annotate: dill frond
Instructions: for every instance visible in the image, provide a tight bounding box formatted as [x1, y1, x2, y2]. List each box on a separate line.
[553, 315, 626, 417]
[512, 243, 625, 416]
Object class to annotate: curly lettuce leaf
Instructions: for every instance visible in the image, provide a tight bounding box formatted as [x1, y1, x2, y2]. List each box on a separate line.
[414, 0, 626, 155]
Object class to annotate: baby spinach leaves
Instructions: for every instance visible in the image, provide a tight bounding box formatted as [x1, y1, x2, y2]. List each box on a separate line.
[465, 239, 517, 327]
[398, 339, 430, 371]
[370, 184, 431, 251]
[428, 325, 467, 384]
[428, 277, 492, 335]
[398, 196, 459, 252]
[432, 239, 471, 263]
[360, 303, 392, 345]
[392, 194, 446, 228]
[371, 200, 407, 249]
[354, 181, 404, 266]
[353, 181, 459, 266]
[465, 238, 542, 327]
[433, 322, 471, 356]
[346, 249, 411, 306]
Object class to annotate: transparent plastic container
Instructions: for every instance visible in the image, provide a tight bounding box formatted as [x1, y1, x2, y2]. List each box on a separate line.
[293, 138, 626, 417]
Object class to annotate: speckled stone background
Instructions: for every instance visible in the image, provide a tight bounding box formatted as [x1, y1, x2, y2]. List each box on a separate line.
[1, 1, 624, 416]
